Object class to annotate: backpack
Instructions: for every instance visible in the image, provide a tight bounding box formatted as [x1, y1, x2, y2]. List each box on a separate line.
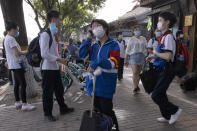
[176, 41, 189, 68]
[159, 31, 188, 76]
[26, 28, 53, 67]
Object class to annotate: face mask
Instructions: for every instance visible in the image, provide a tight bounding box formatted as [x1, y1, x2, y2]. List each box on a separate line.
[157, 22, 164, 30]
[50, 22, 57, 35]
[14, 31, 19, 38]
[155, 32, 162, 38]
[96, 37, 99, 42]
[180, 34, 184, 38]
[134, 30, 141, 36]
[93, 26, 105, 40]
[118, 35, 123, 40]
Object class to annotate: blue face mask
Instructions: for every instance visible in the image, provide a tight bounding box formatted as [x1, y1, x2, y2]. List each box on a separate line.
[134, 30, 141, 36]
[14, 32, 19, 38]
[155, 32, 162, 38]
[50, 22, 57, 35]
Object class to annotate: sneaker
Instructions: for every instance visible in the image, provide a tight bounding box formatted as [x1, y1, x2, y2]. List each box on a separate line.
[21, 104, 36, 111]
[15, 102, 22, 110]
[157, 117, 169, 123]
[60, 107, 74, 115]
[169, 108, 182, 124]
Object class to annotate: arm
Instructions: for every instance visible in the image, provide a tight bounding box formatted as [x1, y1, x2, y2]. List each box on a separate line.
[153, 50, 172, 61]
[79, 38, 92, 59]
[98, 43, 120, 70]
[9, 38, 27, 57]
[153, 35, 175, 61]
[147, 39, 153, 53]
[12, 47, 27, 56]
[40, 32, 59, 62]
[147, 48, 153, 54]
[143, 38, 148, 55]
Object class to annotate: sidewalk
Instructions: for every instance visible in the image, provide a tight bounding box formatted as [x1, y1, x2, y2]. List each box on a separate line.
[0, 68, 197, 131]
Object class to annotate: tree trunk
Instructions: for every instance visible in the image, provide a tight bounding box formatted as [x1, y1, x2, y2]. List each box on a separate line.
[25, 59, 38, 98]
[0, 0, 37, 98]
[0, 0, 28, 47]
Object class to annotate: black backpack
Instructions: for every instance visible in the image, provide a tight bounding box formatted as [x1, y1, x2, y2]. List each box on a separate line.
[26, 28, 52, 67]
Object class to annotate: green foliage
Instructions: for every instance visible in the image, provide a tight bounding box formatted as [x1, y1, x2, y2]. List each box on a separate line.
[25, 0, 106, 40]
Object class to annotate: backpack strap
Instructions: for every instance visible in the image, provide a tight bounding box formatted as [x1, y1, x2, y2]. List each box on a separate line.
[152, 38, 154, 45]
[40, 28, 53, 70]
[44, 28, 53, 49]
[158, 31, 173, 46]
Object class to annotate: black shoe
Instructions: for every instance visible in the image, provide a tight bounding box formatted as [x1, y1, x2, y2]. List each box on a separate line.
[44, 115, 57, 122]
[136, 86, 140, 92]
[60, 107, 74, 115]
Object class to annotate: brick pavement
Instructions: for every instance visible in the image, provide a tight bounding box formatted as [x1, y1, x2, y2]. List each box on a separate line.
[0, 68, 197, 131]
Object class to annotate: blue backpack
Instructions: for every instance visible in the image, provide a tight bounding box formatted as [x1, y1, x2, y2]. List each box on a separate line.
[26, 28, 52, 67]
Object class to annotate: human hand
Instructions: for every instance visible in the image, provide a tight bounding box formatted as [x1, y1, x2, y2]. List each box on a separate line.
[146, 56, 152, 62]
[87, 67, 94, 73]
[57, 58, 67, 65]
[87, 30, 94, 39]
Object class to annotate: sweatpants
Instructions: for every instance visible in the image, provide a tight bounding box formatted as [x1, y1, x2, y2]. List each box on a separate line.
[151, 65, 178, 120]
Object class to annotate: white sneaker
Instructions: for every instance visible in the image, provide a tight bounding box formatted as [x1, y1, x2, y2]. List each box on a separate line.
[157, 117, 169, 123]
[21, 104, 36, 111]
[169, 108, 182, 124]
[15, 102, 22, 110]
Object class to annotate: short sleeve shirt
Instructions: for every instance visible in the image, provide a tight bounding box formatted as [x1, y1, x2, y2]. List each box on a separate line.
[4, 35, 22, 69]
[161, 34, 176, 62]
[147, 38, 158, 49]
[147, 38, 158, 63]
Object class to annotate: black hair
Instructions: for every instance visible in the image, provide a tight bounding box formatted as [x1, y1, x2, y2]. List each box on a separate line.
[69, 38, 73, 44]
[176, 30, 183, 38]
[3, 31, 7, 36]
[159, 12, 177, 28]
[91, 19, 109, 36]
[5, 21, 18, 31]
[47, 10, 60, 22]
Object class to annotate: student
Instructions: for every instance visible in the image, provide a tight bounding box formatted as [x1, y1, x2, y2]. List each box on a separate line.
[125, 25, 147, 94]
[174, 30, 189, 83]
[4, 21, 35, 111]
[79, 19, 120, 131]
[147, 29, 162, 66]
[67, 38, 78, 57]
[40, 10, 74, 122]
[117, 34, 126, 81]
[146, 12, 182, 124]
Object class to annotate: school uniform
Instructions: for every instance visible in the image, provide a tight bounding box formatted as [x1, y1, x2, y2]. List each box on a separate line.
[151, 31, 179, 120]
[79, 37, 120, 130]
[39, 30, 69, 117]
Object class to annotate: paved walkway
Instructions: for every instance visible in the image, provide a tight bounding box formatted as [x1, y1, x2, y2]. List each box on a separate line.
[0, 68, 197, 131]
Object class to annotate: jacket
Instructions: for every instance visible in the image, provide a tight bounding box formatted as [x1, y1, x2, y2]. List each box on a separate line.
[79, 37, 120, 98]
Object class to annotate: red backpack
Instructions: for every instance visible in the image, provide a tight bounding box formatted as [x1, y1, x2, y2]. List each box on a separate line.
[176, 40, 189, 69]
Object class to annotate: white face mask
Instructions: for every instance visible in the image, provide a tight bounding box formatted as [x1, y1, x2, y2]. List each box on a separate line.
[157, 22, 164, 31]
[93, 26, 105, 39]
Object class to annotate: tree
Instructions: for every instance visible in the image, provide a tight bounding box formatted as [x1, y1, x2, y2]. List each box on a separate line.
[0, 0, 37, 98]
[24, 0, 106, 40]
[0, 0, 28, 47]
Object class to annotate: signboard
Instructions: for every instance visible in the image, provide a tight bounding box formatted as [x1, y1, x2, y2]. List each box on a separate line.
[185, 15, 193, 26]
[147, 5, 171, 15]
